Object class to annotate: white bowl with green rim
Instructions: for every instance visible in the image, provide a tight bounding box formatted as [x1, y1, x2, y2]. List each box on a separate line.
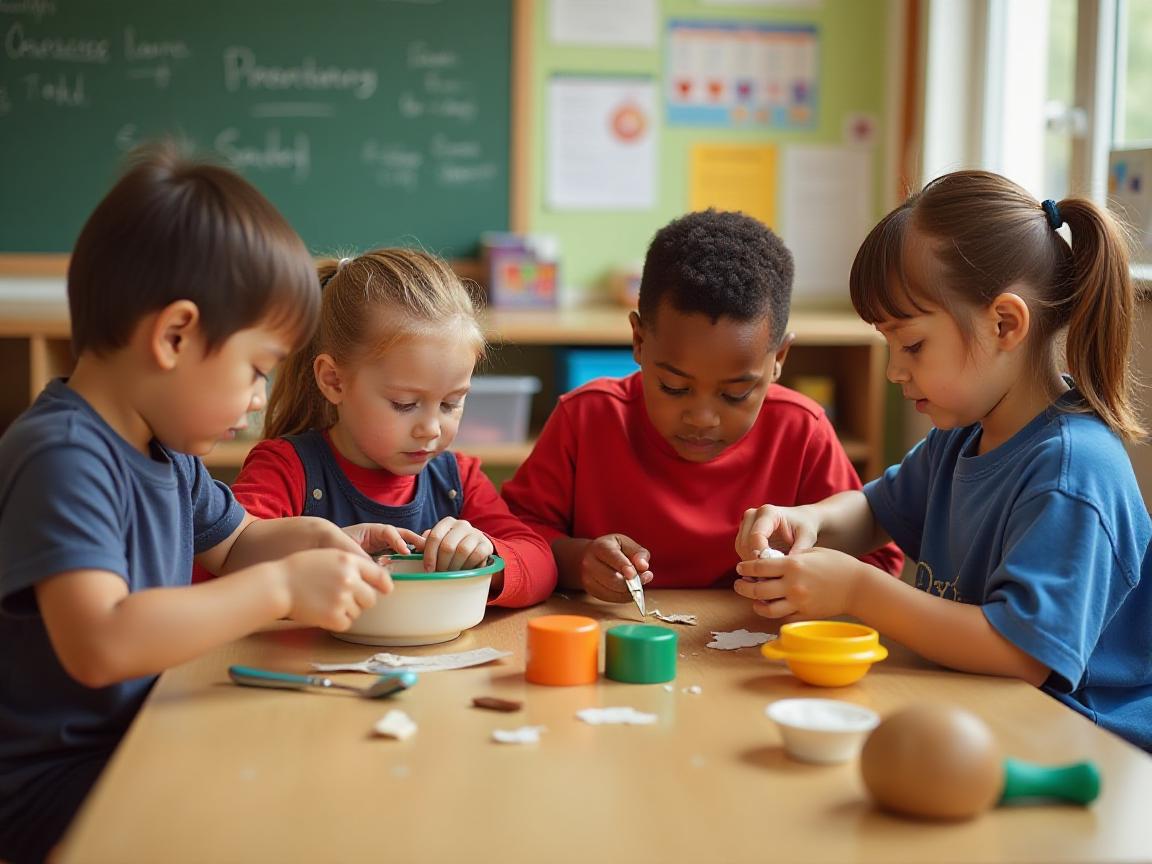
[335, 554, 503, 647]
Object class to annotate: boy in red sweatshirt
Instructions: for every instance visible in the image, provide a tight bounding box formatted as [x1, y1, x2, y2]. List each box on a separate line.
[502, 210, 902, 603]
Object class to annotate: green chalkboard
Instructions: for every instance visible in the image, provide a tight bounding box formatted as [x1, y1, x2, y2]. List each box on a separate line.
[0, 0, 512, 257]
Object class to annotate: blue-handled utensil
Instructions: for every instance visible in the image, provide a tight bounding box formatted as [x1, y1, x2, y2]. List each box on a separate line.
[228, 665, 416, 699]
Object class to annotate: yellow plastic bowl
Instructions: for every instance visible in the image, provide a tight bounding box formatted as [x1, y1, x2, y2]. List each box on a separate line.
[760, 621, 888, 687]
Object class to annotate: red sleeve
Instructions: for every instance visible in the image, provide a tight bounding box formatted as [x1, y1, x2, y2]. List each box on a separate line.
[796, 415, 905, 578]
[456, 454, 557, 608]
[230, 438, 307, 520]
[499, 399, 577, 547]
[191, 439, 306, 583]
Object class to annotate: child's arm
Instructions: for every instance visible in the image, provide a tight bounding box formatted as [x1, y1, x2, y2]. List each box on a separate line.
[455, 455, 557, 607]
[736, 491, 890, 560]
[551, 534, 652, 601]
[734, 549, 1049, 684]
[199, 512, 418, 576]
[35, 548, 389, 688]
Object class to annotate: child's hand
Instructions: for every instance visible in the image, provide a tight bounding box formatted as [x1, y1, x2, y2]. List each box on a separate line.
[279, 549, 392, 631]
[342, 522, 426, 557]
[579, 534, 653, 603]
[733, 546, 860, 620]
[421, 518, 495, 572]
[735, 504, 821, 561]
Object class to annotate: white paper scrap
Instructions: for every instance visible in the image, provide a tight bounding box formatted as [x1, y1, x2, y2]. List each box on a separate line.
[758, 547, 786, 559]
[682, 685, 703, 695]
[651, 609, 698, 625]
[576, 707, 658, 726]
[706, 629, 777, 650]
[492, 725, 546, 745]
[313, 647, 511, 674]
[373, 710, 417, 741]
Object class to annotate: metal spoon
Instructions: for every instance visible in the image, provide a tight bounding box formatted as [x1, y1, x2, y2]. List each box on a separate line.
[228, 665, 417, 698]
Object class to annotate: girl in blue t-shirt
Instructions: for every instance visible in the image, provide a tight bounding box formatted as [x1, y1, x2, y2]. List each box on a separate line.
[734, 169, 1152, 750]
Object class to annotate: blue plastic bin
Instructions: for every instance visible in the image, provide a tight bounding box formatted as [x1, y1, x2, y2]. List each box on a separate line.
[558, 349, 639, 392]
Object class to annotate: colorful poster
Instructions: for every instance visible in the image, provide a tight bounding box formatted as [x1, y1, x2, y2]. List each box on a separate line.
[667, 20, 818, 129]
[689, 144, 778, 227]
[546, 76, 657, 210]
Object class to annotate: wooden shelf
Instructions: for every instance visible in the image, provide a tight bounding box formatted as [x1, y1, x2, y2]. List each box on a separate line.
[482, 305, 884, 346]
[0, 300, 889, 479]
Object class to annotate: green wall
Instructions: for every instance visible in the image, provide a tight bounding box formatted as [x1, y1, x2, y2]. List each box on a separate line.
[527, 0, 894, 303]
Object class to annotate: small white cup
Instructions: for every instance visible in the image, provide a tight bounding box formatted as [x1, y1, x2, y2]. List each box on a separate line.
[766, 698, 880, 764]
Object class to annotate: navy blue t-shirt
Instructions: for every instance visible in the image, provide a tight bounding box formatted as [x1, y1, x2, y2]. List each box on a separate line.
[0, 380, 244, 860]
[864, 394, 1152, 750]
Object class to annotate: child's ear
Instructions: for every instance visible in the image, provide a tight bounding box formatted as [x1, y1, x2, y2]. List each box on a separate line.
[150, 300, 200, 371]
[313, 353, 346, 405]
[770, 331, 796, 382]
[628, 310, 644, 365]
[989, 292, 1030, 352]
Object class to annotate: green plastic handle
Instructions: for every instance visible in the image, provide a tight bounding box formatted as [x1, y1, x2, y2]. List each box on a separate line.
[1000, 758, 1101, 805]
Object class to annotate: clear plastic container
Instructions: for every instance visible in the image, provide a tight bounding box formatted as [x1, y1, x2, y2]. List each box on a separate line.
[455, 375, 541, 445]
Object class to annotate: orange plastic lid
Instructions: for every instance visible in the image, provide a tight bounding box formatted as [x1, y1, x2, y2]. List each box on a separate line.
[525, 615, 599, 686]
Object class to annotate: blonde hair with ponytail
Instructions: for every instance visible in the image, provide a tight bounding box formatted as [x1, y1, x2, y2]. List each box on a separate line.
[850, 170, 1144, 442]
[263, 248, 486, 439]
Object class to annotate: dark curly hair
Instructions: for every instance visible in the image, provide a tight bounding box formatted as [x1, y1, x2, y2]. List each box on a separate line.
[638, 209, 794, 345]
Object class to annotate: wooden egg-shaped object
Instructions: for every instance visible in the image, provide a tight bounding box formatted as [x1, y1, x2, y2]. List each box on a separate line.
[860, 704, 1003, 820]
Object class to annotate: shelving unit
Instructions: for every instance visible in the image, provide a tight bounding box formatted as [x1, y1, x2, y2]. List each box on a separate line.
[0, 299, 888, 480]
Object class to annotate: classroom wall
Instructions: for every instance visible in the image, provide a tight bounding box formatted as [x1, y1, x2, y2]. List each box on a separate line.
[526, 0, 896, 306]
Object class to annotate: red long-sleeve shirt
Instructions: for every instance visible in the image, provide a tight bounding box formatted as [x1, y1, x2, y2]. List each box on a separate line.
[502, 373, 903, 587]
[220, 435, 557, 608]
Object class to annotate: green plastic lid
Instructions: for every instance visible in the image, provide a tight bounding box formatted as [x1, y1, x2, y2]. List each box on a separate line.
[605, 624, 678, 684]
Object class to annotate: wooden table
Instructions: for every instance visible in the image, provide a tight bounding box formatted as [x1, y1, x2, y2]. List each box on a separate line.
[58, 591, 1152, 864]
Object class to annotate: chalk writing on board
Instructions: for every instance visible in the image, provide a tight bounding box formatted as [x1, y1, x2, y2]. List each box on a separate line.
[123, 28, 187, 61]
[114, 122, 311, 182]
[223, 47, 377, 100]
[0, 0, 57, 21]
[0, 0, 513, 256]
[22, 71, 84, 106]
[4, 22, 108, 62]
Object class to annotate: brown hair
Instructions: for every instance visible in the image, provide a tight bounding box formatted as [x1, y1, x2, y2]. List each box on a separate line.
[850, 169, 1144, 441]
[68, 139, 318, 357]
[264, 248, 486, 438]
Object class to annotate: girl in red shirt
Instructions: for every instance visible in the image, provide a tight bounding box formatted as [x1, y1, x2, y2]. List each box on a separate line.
[226, 249, 556, 608]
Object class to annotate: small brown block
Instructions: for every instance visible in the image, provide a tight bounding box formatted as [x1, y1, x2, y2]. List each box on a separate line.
[472, 696, 523, 713]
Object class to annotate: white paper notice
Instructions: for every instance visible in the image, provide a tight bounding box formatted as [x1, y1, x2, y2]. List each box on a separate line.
[547, 76, 657, 210]
[782, 146, 874, 302]
[312, 647, 511, 674]
[550, 0, 657, 47]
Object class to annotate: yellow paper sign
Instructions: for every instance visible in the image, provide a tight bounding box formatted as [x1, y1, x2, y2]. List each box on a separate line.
[689, 144, 778, 227]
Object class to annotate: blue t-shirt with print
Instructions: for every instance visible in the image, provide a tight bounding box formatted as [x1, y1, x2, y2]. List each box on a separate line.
[0, 379, 245, 861]
[864, 395, 1152, 751]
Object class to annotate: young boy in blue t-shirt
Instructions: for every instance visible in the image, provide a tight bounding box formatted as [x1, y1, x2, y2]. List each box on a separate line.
[0, 144, 408, 863]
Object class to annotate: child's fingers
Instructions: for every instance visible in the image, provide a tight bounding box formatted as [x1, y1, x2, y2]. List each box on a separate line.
[587, 569, 632, 603]
[594, 539, 639, 578]
[750, 598, 797, 619]
[442, 530, 485, 572]
[790, 527, 818, 553]
[733, 576, 785, 601]
[356, 557, 393, 595]
[421, 518, 455, 571]
[735, 558, 785, 578]
[397, 528, 426, 550]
